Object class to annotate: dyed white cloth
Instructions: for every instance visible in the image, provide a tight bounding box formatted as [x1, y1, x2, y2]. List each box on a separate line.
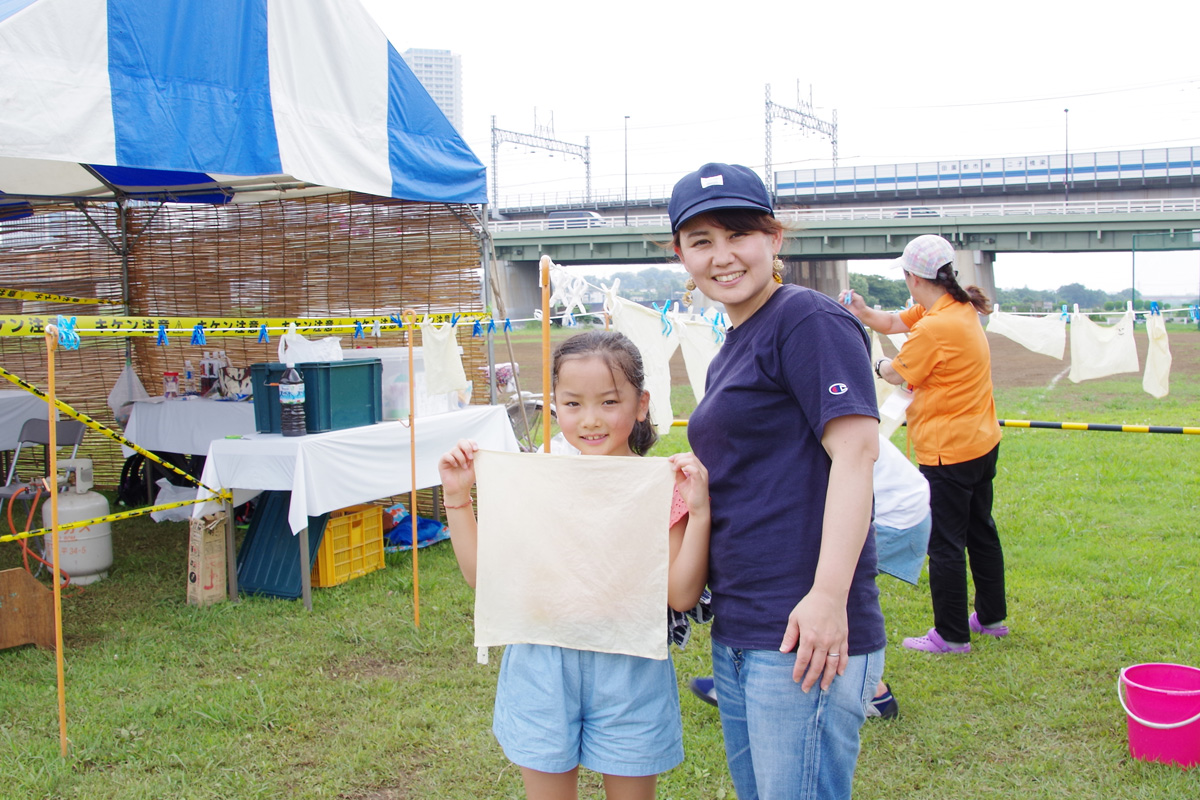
[675, 315, 724, 404]
[605, 293, 678, 435]
[420, 321, 468, 394]
[869, 331, 908, 439]
[986, 311, 1066, 360]
[1143, 314, 1172, 398]
[473, 450, 674, 660]
[1069, 311, 1139, 383]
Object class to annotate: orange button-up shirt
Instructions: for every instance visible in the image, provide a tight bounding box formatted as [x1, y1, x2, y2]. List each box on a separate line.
[894, 295, 1001, 466]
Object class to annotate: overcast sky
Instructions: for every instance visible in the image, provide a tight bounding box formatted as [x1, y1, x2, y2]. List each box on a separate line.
[361, 0, 1200, 296]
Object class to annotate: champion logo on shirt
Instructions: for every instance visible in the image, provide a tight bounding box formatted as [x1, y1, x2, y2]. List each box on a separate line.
[828, 383, 849, 395]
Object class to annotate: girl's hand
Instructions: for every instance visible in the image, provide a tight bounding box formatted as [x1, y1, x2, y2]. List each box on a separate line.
[668, 452, 709, 516]
[437, 439, 480, 505]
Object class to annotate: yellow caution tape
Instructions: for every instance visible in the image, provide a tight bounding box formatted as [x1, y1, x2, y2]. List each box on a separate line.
[0, 311, 490, 337]
[0, 365, 228, 496]
[0, 495, 217, 543]
[0, 288, 123, 306]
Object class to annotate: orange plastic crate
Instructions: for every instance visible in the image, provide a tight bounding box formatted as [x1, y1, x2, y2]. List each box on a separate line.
[311, 504, 385, 588]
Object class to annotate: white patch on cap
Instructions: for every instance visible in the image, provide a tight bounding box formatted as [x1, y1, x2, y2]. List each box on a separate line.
[700, 175, 724, 188]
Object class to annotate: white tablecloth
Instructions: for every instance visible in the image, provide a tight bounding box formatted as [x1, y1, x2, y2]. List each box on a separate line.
[0, 390, 50, 450]
[194, 404, 520, 534]
[122, 397, 257, 457]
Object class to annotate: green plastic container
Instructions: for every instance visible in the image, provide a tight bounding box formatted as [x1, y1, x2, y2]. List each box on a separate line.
[251, 358, 383, 434]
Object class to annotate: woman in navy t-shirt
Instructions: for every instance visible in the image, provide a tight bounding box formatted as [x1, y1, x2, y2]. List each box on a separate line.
[670, 163, 886, 800]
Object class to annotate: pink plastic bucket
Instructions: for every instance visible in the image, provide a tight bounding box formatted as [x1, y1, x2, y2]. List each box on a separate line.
[1118, 663, 1200, 768]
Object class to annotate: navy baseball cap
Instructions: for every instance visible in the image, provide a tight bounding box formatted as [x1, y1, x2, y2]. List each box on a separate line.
[668, 163, 773, 232]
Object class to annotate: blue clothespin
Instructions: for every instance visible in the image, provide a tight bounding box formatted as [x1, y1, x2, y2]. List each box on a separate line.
[652, 302, 672, 336]
[156, 322, 168, 346]
[56, 315, 80, 350]
[503, 318, 512, 332]
[354, 321, 365, 339]
[390, 313, 404, 329]
[710, 311, 726, 344]
[191, 323, 206, 346]
[1060, 304, 1069, 321]
[1191, 305, 1199, 322]
[562, 312, 577, 327]
[450, 313, 460, 328]
[487, 318, 497, 334]
[842, 291, 853, 307]
[257, 323, 270, 343]
[472, 319, 483, 337]
[1150, 301, 1160, 316]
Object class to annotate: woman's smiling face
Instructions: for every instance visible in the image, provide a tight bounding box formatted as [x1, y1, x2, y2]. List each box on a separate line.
[676, 215, 783, 326]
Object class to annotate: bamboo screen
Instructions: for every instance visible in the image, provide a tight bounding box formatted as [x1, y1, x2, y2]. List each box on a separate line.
[0, 193, 486, 487]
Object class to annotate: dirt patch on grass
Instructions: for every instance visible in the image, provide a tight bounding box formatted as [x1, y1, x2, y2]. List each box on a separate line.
[330, 655, 407, 681]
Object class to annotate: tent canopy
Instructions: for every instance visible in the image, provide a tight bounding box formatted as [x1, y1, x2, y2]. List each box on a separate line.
[0, 0, 487, 219]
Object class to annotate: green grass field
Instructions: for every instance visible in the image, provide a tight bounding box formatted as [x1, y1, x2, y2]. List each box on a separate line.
[2, 354, 1198, 798]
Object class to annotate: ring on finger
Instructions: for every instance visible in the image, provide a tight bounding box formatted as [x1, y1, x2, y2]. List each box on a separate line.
[828, 653, 840, 658]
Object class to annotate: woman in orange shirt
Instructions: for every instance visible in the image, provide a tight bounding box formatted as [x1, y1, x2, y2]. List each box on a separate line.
[841, 234, 1009, 654]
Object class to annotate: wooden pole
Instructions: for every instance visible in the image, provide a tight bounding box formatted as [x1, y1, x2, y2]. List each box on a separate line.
[403, 308, 420, 626]
[44, 325, 68, 757]
[540, 256, 552, 453]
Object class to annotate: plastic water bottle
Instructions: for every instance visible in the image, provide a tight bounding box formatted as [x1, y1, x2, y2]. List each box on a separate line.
[279, 364, 306, 437]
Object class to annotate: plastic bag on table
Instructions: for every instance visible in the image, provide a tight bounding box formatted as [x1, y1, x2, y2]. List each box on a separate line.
[277, 323, 343, 365]
[108, 363, 150, 425]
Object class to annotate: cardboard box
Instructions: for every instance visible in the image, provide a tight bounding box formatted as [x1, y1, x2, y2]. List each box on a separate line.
[187, 512, 227, 607]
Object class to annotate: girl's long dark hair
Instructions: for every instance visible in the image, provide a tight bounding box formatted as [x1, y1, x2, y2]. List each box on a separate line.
[551, 330, 657, 456]
[933, 264, 991, 314]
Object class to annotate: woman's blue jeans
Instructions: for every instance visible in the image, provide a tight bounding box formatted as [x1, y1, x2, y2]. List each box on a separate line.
[712, 641, 885, 800]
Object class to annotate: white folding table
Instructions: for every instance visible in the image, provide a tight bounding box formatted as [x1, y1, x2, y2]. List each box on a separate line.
[193, 403, 520, 609]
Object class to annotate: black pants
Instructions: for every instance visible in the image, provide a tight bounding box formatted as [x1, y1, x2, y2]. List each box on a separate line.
[919, 444, 1006, 643]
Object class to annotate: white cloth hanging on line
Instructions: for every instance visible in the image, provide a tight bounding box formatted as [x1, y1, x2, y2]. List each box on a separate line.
[1069, 309, 1139, 383]
[420, 321, 469, 394]
[675, 315, 724, 404]
[1142, 313, 1172, 398]
[986, 310, 1066, 360]
[472, 450, 674, 661]
[605, 292, 678, 435]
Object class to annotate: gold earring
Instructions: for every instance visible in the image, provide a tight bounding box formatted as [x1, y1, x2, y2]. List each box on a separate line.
[772, 257, 785, 284]
[683, 277, 696, 306]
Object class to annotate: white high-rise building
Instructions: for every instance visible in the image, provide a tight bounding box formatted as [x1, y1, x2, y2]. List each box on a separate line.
[401, 48, 463, 133]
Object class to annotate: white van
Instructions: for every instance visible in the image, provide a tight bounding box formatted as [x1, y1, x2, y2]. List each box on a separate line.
[547, 210, 605, 229]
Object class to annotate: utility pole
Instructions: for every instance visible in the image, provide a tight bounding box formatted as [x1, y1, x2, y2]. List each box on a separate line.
[764, 82, 837, 201]
[490, 114, 591, 211]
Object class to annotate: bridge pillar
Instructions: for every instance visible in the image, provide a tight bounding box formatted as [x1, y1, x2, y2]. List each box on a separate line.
[778, 258, 848, 299]
[952, 250, 996, 306]
[494, 260, 541, 320]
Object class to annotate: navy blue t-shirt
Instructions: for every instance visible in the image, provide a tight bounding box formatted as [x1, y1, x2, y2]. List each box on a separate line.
[688, 285, 886, 655]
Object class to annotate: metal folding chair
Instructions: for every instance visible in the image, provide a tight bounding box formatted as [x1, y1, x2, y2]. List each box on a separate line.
[0, 418, 87, 528]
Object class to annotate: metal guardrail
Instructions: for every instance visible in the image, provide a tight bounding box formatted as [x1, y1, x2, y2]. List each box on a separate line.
[489, 198, 1200, 233]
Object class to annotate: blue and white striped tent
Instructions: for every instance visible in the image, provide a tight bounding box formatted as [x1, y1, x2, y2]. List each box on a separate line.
[0, 0, 487, 220]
